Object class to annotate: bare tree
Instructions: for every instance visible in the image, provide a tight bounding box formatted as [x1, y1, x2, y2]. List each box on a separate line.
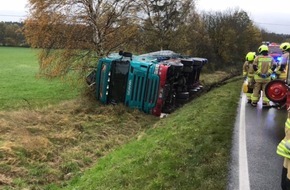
[135, 0, 194, 52]
[201, 9, 262, 67]
[24, 0, 138, 77]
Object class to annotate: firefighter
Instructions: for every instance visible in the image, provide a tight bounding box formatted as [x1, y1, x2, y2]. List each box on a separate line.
[277, 107, 290, 190]
[251, 45, 276, 107]
[276, 42, 290, 81]
[242, 52, 256, 103]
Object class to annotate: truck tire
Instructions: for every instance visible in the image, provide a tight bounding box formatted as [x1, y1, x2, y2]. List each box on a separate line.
[176, 92, 189, 99]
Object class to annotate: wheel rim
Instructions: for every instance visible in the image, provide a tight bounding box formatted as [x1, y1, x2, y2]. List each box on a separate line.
[265, 80, 287, 103]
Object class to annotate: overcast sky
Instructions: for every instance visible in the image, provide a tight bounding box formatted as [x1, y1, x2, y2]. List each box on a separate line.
[196, 0, 290, 34]
[0, 0, 28, 22]
[1, 0, 290, 34]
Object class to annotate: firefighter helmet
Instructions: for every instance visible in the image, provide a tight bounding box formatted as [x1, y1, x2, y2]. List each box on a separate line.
[258, 45, 268, 54]
[280, 42, 290, 51]
[245, 52, 256, 61]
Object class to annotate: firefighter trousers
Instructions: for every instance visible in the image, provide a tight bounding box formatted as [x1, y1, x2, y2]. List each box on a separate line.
[251, 81, 270, 104]
[246, 78, 255, 101]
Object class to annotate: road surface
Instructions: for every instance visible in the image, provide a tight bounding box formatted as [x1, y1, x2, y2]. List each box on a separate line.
[228, 93, 287, 190]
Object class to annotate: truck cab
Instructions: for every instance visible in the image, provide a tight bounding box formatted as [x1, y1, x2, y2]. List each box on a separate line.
[95, 52, 158, 111]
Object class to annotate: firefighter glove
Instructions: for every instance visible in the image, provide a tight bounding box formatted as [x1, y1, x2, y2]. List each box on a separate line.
[261, 74, 267, 78]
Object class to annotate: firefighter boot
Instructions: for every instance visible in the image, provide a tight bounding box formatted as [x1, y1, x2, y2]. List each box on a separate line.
[262, 102, 271, 108]
[251, 102, 257, 107]
[286, 178, 290, 190]
[281, 167, 290, 190]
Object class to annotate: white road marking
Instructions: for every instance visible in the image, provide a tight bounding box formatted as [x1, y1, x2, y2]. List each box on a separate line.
[239, 94, 250, 190]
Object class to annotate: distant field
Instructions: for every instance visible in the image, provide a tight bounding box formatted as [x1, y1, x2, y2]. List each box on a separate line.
[0, 47, 81, 110]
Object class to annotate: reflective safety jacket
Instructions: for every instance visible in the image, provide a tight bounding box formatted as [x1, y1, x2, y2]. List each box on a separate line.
[242, 61, 255, 78]
[276, 52, 289, 80]
[253, 55, 276, 82]
[277, 118, 290, 159]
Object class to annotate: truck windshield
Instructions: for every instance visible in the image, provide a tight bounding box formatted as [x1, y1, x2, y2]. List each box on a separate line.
[109, 60, 130, 104]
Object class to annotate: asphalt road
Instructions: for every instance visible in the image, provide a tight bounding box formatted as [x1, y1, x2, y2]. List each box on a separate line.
[228, 93, 287, 190]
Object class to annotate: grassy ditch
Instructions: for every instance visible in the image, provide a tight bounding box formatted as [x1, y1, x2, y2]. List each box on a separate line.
[0, 75, 242, 190]
[0, 99, 159, 190]
[58, 77, 242, 190]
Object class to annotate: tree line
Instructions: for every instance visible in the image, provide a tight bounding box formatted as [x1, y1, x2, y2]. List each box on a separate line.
[0, 22, 27, 46]
[2, 0, 290, 77]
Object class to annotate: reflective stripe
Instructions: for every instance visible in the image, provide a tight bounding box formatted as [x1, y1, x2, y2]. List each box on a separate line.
[278, 140, 289, 152]
[277, 145, 289, 155]
[279, 72, 287, 80]
[253, 76, 271, 82]
[277, 140, 290, 159]
[281, 139, 287, 145]
[251, 95, 259, 101]
[277, 149, 290, 159]
[262, 96, 269, 102]
[286, 119, 290, 129]
[246, 93, 252, 101]
[258, 57, 272, 62]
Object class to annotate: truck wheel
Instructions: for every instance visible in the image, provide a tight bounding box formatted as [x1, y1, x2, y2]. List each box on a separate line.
[176, 92, 189, 99]
[265, 80, 287, 103]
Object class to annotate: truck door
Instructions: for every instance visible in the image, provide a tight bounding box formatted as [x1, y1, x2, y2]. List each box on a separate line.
[96, 59, 112, 104]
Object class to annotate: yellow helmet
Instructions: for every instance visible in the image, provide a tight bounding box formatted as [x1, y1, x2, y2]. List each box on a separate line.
[245, 52, 256, 61]
[280, 42, 290, 51]
[258, 45, 269, 54]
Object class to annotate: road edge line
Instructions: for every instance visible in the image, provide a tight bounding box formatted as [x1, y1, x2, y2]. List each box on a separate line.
[239, 94, 250, 190]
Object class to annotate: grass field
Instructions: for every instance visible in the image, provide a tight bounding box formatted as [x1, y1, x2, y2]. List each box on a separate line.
[0, 47, 242, 190]
[0, 47, 81, 110]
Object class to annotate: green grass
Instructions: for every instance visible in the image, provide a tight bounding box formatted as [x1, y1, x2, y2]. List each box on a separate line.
[0, 47, 81, 110]
[60, 77, 241, 190]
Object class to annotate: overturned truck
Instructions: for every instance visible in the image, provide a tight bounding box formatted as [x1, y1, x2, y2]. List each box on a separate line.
[86, 50, 208, 117]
